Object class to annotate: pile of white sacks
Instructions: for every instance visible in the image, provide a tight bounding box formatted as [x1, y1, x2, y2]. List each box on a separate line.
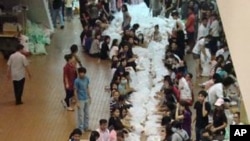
[127, 41, 169, 141]
[103, 3, 178, 141]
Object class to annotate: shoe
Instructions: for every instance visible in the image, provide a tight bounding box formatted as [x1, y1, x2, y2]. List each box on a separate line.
[61, 100, 67, 108]
[60, 25, 64, 29]
[67, 107, 74, 111]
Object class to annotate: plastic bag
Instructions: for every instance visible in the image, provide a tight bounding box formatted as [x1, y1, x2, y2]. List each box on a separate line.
[33, 43, 47, 55]
[26, 20, 52, 55]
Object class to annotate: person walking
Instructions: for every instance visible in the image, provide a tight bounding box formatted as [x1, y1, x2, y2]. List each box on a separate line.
[7, 44, 31, 105]
[74, 67, 91, 132]
[63, 54, 77, 111]
[52, 0, 65, 29]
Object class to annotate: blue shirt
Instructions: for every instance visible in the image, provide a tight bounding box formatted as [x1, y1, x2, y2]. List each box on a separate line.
[74, 76, 89, 100]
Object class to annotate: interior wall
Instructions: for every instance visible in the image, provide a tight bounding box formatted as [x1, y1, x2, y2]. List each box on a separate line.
[21, 0, 54, 31]
[217, 0, 250, 123]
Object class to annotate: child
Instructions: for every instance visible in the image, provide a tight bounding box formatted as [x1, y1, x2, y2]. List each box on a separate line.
[69, 128, 82, 141]
[122, 4, 131, 31]
[151, 24, 162, 42]
[74, 67, 91, 131]
[70, 44, 83, 67]
[63, 54, 77, 111]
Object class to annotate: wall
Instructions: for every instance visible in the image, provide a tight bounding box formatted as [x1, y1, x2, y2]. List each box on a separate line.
[217, 0, 250, 123]
[21, 0, 54, 31]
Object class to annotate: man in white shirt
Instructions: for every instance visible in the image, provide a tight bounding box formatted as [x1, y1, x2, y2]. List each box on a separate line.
[7, 44, 31, 105]
[197, 17, 209, 41]
[192, 35, 211, 77]
[96, 119, 110, 141]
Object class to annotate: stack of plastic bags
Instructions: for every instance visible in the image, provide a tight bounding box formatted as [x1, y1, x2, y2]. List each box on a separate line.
[26, 20, 53, 55]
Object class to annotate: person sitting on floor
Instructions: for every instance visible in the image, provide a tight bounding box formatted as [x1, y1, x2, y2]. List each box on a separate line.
[100, 35, 111, 60]
[151, 24, 162, 42]
[89, 33, 101, 57]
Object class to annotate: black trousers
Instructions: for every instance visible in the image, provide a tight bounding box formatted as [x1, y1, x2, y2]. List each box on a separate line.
[13, 78, 25, 104]
[64, 89, 74, 107]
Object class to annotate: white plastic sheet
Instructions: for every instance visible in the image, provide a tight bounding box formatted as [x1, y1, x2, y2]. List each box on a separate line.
[103, 2, 174, 140]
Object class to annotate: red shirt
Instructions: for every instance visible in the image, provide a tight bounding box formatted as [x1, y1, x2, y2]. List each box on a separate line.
[186, 13, 195, 33]
[63, 62, 77, 90]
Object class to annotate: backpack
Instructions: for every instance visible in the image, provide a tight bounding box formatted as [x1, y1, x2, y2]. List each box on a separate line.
[53, 0, 62, 9]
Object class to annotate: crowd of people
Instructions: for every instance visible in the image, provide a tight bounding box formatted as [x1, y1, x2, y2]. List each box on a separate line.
[61, 0, 244, 141]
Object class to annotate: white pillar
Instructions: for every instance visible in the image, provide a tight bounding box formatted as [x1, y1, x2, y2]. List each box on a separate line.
[217, 0, 250, 123]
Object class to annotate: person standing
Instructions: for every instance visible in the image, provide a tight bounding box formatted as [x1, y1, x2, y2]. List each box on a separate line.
[149, 0, 162, 17]
[74, 67, 91, 132]
[79, 0, 88, 27]
[63, 54, 77, 111]
[185, 7, 196, 51]
[7, 44, 31, 105]
[121, 4, 131, 31]
[192, 35, 211, 78]
[197, 17, 209, 41]
[52, 0, 65, 29]
[209, 13, 220, 56]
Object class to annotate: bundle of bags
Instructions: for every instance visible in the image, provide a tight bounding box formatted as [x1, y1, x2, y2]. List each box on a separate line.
[26, 20, 53, 55]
